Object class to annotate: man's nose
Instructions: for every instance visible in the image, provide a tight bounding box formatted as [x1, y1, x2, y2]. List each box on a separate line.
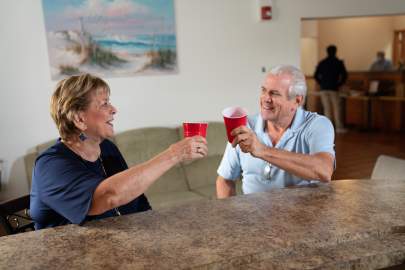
[263, 94, 273, 103]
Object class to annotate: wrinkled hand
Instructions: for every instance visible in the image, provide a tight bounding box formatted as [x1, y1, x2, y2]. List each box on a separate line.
[231, 126, 265, 157]
[170, 136, 208, 163]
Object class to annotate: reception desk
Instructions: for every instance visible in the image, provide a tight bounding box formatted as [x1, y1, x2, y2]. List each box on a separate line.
[1, 179, 405, 269]
[344, 95, 405, 131]
[306, 71, 405, 131]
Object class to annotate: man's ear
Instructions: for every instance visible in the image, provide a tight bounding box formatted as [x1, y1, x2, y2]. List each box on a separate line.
[295, 95, 304, 106]
[72, 111, 87, 131]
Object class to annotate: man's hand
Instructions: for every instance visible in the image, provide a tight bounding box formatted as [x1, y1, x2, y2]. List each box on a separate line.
[231, 126, 265, 158]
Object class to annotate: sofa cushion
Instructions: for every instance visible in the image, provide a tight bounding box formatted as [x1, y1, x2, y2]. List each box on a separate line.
[183, 156, 222, 190]
[190, 185, 217, 199]
[24, 152, 37, 189]
[114, 127, 190, 193]
[24, 139, 57, 189]
[204, 122, 228, 156]
[145, 190, 207, 209]
[191, 180, 243, 199]
[36, 139, 58, 155]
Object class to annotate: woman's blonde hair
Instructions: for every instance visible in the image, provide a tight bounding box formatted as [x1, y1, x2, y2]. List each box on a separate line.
[50, 73, 110, 140]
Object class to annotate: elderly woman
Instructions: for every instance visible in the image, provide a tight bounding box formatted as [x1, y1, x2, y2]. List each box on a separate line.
[30, 74, 208, 229]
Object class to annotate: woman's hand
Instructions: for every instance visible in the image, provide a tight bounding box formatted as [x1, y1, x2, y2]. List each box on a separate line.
[169, 136, 208, 163]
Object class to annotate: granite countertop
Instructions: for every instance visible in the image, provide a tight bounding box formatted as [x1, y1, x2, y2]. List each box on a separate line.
[1, 179, 405, 270]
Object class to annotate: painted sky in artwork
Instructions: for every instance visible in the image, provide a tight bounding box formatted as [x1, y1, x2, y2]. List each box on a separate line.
[42, 0, 178, 79]
[43, 0, 175, 36]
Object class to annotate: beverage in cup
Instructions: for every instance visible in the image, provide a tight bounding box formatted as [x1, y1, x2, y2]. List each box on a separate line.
[183, 122, 208, 138]
[222, 106, 248, 143]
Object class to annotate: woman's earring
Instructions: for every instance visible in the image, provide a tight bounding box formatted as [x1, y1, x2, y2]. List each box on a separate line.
[79, 132, 88, 141]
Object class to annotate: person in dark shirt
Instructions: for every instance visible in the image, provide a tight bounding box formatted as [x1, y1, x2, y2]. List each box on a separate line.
[30, 74, 208, 229]
[314, 45, 348, 133]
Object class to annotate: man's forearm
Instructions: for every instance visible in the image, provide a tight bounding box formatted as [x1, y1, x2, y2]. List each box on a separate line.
[255, 147, 334, 182]
[216, 177, 236, 199]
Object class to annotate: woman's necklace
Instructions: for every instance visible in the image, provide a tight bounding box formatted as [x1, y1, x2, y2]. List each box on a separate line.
[98, 156, 121, 216]
[63, 140, 122, 216]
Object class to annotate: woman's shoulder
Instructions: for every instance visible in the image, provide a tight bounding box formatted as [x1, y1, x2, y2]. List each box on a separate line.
[100, 139, 120, 153]
[37, 140, 68, 158]
[33, 140, 85, 186]
[35, 140, 77, 167]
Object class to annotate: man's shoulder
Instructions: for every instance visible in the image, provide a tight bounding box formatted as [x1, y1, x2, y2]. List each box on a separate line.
[318, 57, 337, 69]
[384, 60, 393, 67]
[338, 59, 347, 69]
[300, 110, 333, 132]
[322, 57, 344, 65]
[318, 58, 329, 65]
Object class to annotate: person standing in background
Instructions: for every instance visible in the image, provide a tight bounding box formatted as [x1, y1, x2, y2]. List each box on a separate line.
[314, 45, 348, 133]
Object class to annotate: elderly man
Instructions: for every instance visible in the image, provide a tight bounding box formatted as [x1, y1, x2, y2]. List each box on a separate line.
[216, 65, 335, 198]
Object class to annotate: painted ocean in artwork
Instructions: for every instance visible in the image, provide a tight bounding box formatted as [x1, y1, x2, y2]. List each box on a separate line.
[42, 0, 178, 79]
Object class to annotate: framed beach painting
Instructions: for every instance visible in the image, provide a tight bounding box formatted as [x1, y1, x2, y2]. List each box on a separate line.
[42, 0, 178, 79]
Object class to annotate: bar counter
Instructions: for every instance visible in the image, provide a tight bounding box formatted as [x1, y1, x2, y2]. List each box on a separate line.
[1, 179, 405, 269]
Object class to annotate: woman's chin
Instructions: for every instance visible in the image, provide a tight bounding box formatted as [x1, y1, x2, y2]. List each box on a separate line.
[95, 132, 114, 142]
[105, 131, 115, 139]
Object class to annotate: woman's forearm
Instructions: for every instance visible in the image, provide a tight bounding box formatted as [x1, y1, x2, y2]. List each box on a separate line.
[89, 147, 177, 215]
[89, 136, 208, 215]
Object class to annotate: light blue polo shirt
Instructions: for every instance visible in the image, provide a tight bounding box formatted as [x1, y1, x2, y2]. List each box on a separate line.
[217, 107, 335, 194]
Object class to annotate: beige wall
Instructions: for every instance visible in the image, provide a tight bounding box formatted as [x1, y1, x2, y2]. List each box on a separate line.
[301, 21, 319, 75]
[301, 37, 319, 76]
[393, 15, 405, 29]
[301, 20, 318, 38]
[301, 15, 405, 73]
[318, 16, 394, 71]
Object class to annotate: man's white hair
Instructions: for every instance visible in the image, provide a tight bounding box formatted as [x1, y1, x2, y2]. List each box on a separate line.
[268, 65, 307, 99]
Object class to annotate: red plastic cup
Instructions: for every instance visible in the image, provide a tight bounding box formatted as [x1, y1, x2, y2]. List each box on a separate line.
[183, 122, 208, 138]
[222, 106, 248, 143]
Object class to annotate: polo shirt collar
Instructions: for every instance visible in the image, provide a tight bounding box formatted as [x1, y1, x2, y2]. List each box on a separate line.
[255, 106, 305, 134]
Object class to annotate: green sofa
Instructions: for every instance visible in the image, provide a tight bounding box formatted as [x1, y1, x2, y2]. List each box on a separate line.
[24, 122, 242, 209]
